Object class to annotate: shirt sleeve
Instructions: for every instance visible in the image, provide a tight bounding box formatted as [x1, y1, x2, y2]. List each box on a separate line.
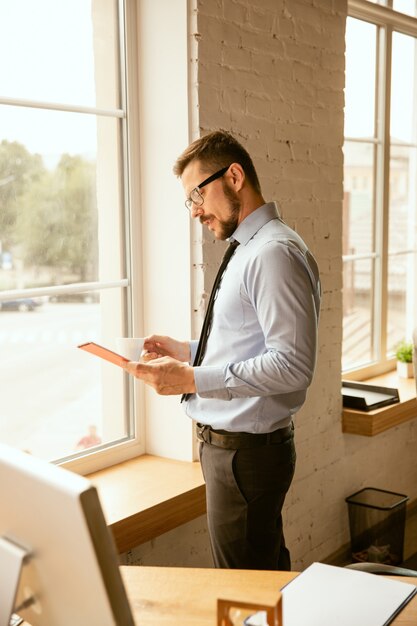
[189, 340, 199, 363]
[194, 241, 320, 400]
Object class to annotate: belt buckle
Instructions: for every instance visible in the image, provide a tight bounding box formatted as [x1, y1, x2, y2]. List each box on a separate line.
[197, 424, 210, 444]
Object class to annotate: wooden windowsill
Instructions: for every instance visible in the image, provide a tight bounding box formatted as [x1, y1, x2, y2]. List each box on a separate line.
[342, 371, 417, 436]
[88, 455, 206, 553]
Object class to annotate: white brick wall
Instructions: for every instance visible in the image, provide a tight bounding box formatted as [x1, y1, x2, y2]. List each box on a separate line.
[121, 516, 213, 568]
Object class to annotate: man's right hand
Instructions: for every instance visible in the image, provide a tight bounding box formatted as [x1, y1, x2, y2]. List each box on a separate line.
[142, 335, 191, 363]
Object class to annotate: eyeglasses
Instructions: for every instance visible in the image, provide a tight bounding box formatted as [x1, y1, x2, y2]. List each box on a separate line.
[185, 165, 230, 212]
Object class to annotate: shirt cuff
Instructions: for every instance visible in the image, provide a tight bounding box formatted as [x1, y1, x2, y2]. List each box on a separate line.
[189, 340, 199, 363]
[194, 365, 231, 400]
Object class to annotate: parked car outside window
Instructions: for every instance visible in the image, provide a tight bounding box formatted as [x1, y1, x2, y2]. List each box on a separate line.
[0, 298, 43, 312]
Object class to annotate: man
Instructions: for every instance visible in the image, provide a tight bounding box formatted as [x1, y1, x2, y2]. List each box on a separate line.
[126, 130, 320, 570]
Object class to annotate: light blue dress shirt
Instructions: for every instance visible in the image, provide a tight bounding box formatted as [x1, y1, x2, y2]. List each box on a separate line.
[185, 202, 321, 433]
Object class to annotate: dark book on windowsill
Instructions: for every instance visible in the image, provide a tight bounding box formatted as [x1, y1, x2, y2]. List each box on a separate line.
[342, 381, 400, 411]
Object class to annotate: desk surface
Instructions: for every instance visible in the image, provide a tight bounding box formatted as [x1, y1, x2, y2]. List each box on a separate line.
[20, 566, 417, 625]
[120, 566, 417, 625]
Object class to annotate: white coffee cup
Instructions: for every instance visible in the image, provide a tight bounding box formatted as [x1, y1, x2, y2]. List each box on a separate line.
[116, 337, 145, 361]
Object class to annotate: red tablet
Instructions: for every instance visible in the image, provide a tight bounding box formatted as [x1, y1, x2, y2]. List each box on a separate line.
[78, 342, 129, 368]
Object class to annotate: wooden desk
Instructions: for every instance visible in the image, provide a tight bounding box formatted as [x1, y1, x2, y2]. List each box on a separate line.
[20, 566, 417, 625]
[120, 566, 417, 625]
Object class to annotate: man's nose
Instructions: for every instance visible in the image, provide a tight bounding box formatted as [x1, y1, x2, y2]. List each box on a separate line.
[191, 204, 204, 219]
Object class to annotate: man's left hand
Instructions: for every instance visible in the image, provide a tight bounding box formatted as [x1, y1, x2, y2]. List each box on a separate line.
[125, 356, 196, 396]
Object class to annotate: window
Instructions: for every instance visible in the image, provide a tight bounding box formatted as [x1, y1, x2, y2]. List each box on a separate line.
[364, 0, 417, 18]
[0, 0, 143, 470]
[393, 0, 417, 19]
[343, 1, 417, 378]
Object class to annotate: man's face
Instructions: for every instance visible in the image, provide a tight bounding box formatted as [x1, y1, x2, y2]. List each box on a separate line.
[181, 160, 241, 240]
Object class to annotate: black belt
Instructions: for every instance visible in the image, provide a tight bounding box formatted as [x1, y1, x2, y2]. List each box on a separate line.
[196, 422, 293, 449]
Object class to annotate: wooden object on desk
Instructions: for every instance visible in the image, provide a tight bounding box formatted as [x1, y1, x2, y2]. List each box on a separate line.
[217, 595, 282, 626]
[342, 371, 417, 436]
[88, 455, 206, 553]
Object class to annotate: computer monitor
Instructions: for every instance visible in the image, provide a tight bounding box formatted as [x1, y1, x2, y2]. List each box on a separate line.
[0, 443, 135, 626]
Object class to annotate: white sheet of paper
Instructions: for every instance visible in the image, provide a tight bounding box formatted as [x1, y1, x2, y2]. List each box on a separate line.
[281, 562, 416, 626]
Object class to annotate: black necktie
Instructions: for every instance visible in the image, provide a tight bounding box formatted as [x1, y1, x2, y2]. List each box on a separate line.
[181, 240, 240, 403]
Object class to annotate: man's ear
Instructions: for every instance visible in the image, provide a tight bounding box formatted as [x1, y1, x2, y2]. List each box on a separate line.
[228, 162, 245, 191]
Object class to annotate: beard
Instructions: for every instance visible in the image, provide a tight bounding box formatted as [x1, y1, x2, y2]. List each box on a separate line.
[200, 181, 241, 240]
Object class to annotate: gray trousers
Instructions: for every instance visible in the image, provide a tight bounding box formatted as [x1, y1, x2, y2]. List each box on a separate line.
[199, 429, 296, 570]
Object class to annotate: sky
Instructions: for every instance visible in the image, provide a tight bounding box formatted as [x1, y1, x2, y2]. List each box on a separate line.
[345, 15, 416, 143]
[0, 0, 103, 165]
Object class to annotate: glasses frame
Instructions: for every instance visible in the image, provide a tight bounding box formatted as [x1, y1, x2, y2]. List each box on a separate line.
[185, 165, 230, 212]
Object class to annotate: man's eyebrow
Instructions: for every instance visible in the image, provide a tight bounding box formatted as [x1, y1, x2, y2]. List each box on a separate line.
[186, 182, 199, 195]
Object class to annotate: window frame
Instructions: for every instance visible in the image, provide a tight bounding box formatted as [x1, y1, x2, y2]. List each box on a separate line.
[0, 0, 146, 474]
[344, 0, 417, 380]
[65, 0, 147, 474]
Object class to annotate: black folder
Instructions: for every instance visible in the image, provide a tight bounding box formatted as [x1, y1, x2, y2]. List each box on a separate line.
[342, 381, 400, 411]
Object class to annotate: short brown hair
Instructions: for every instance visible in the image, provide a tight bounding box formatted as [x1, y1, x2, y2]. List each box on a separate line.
[173, 130, 261, 194]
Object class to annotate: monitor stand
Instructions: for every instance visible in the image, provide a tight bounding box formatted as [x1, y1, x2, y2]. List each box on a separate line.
[0, 537, 29, 626]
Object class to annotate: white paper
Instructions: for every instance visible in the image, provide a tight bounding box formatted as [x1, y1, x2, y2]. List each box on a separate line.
[281, 562, 416, 626]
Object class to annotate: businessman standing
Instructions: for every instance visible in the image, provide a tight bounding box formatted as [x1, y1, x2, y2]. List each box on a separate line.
[127, 130, 320, 570]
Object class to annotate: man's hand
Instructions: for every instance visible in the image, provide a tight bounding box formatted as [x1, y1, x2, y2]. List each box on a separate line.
[125, 356, 196, 396]
[142, 335, 191, 363]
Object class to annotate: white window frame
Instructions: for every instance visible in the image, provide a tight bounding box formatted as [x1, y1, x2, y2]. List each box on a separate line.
[344, 0, 417, 380]
[0, 0, 146, 474]
[68, 0, 147, 474]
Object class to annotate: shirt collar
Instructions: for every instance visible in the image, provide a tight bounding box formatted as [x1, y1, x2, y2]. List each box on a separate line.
[230, 201, 282, 246]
